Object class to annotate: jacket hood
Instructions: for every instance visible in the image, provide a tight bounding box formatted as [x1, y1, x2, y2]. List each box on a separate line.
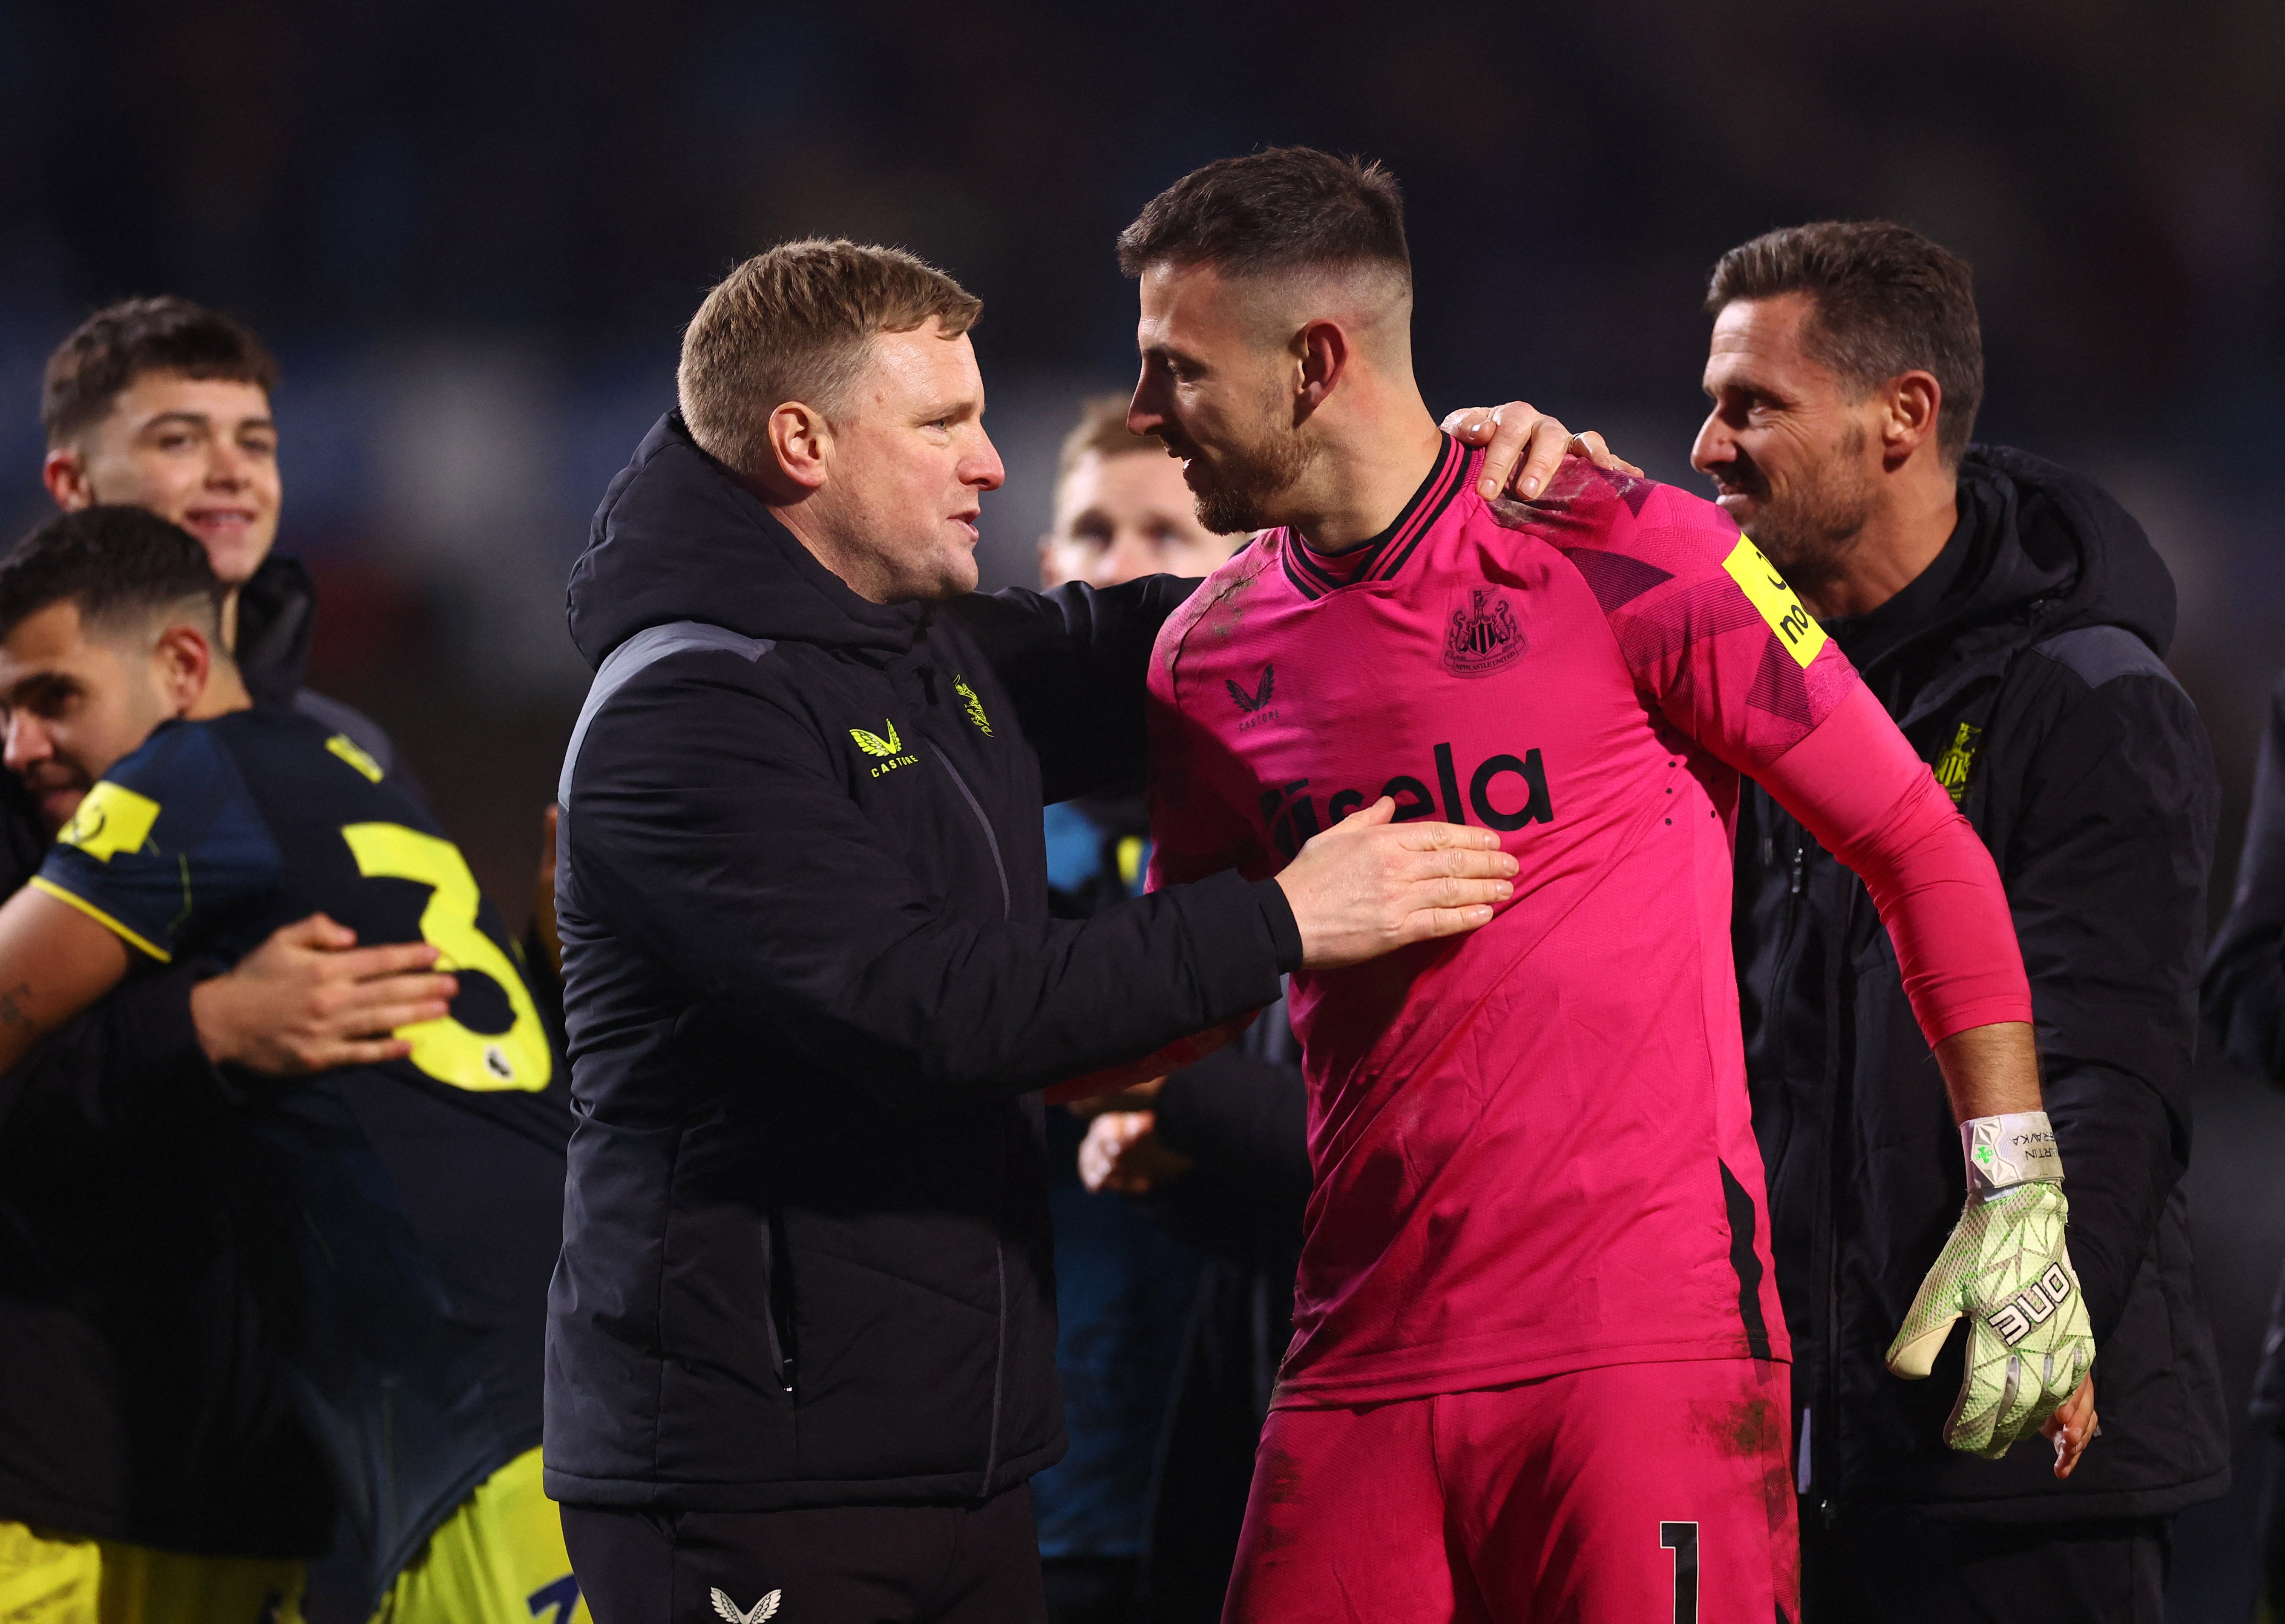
[235, 552, 319, 706]
[1861, 444, 2177, 724]
[566, 411, 925, 670]
[1953, 444, 2175, 652]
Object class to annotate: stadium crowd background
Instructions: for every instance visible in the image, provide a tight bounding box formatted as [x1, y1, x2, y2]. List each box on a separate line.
[0, 0, 2277, 1616]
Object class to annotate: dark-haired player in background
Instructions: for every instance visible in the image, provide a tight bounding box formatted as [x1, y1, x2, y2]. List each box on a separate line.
[0, 507, 580, 1622]
[1123, 147, 2083, 1621]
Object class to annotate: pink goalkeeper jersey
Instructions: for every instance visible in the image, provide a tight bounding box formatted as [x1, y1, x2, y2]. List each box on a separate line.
[1146, 437, 2030, 1406]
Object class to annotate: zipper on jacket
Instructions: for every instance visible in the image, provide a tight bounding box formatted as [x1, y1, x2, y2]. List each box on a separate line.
[1816, 880, 1857, 1527]
[931, 748, 1011, 920]
[980, 1121, 1009, 1493]
[765, 1205, 797, 1398]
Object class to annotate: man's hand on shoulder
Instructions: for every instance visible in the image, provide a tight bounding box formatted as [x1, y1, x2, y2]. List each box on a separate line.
[1442, 404, 1643, 502]
[191, 913, 458, 1075]
[1275, 797, 1515, 969]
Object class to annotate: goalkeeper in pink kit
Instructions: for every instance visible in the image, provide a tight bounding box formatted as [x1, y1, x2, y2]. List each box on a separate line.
[1119, 149, 2098, 1622]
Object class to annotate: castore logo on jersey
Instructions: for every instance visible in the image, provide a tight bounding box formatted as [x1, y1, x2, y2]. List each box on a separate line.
[1226, 664, 1279, 732]
[1256, 742, 1555, 859]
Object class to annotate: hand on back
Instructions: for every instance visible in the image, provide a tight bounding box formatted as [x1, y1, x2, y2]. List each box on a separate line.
[191, 912, 459, 1075]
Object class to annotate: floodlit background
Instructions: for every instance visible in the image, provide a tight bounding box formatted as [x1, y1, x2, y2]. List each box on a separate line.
[0, 3, 2279, 1614]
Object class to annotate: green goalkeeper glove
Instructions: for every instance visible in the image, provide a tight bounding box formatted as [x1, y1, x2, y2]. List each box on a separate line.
[1885, 1112, 2093, 1459]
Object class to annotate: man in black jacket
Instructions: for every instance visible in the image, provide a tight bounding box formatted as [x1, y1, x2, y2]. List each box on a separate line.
[2202, 674, 2285, 1615]
[1698, 222, 2227, 1621]
[549, 239, 1526, 1624]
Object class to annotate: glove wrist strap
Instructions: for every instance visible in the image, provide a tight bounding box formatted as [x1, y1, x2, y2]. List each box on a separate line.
[1962, 1110, 2063, 1200]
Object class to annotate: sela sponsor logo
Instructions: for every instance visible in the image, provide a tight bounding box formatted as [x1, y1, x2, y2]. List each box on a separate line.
[1226, 664, 1278, 731]
[1443, 587, 1523, 677]
[1988, 1262, 2075, 1347]
[849, 720, 919, 779]
[1256, 742, 1554, 859]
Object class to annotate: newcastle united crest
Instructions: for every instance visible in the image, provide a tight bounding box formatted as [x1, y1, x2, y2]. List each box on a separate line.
[1443, 587, 1523, 677]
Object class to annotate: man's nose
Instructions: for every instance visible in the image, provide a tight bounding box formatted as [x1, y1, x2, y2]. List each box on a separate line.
[1689, 411, 1730, 476]
[1127, 372, 1168, 438]
[4, 714, 49, 774]
[206, 441, 251, 489]
[966, 428, 1006, 493]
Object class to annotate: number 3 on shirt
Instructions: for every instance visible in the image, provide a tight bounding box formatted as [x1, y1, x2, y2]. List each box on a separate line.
[340, 822, 553, 1092]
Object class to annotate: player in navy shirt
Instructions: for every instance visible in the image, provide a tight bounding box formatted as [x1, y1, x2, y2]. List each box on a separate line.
[0, 506, 583, 1622]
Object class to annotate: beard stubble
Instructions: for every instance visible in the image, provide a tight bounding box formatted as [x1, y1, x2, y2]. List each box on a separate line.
[1188, 426, 1318, 537]
[1741, 424, 1879, 592]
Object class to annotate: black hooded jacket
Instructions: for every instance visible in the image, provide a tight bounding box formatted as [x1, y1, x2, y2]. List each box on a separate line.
[0, 552, 406, 1555]
[1734, 446, 2229, 1523]
[2202, 672, 2285, 1426]
[546, 413, 1298, 1512]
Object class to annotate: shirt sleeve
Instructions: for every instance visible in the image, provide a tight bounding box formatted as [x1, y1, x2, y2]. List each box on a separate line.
[941, 575, 1201, 805]
[1574, 480, 2029, 1046]
[33, 725, 282, 963]
[563, 653, 1293, 1111]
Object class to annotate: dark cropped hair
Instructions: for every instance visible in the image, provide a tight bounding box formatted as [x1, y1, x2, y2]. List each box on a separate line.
[0, 506, 227, 643]
[1117, 147, 1410, 285]
[1707, 221, 1984, 464]
[41, 296, 280, 448]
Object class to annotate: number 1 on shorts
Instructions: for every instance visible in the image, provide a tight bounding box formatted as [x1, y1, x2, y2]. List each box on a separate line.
[1659, 1521, 1699, 1624]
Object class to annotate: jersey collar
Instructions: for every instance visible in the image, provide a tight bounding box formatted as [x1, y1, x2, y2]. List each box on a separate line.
[1280, 434, 1478, 601]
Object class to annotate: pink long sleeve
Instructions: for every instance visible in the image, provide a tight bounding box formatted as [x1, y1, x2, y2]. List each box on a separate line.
[1760, 682, 2032, 1045]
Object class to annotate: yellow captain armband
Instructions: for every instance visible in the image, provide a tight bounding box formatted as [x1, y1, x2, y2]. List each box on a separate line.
[1722, 536, 1827, 669]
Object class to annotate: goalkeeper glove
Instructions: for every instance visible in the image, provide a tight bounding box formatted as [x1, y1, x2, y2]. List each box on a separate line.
[1885, 1112, 2093, 1459]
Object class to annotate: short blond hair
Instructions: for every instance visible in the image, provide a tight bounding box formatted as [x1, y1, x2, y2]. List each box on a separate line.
[1055, 394, 1164, 484]
[677, 239, 982, 477]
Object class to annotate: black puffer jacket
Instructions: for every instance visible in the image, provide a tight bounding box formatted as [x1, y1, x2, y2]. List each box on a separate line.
[1735, 445, 2229, 1522]
[546, 413, 1298, 1511]
[2202, 669, 2285, 1425]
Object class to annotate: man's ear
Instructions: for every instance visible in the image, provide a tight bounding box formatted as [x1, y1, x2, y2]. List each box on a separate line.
[1294, 320, 1352, 415]
[765, 402, 833, 494]
[150, 624, 215, 716]
[1881, 371, 1943, 467]
[42, 448, 93, 512]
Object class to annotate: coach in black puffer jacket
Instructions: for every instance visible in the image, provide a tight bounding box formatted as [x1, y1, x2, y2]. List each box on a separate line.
[548, 413, 1301, 1526]
[1735, 447, 2229, 1553]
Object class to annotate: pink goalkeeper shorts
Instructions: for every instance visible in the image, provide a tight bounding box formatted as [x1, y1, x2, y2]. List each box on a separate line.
[1223, 1359, 1799, 1624]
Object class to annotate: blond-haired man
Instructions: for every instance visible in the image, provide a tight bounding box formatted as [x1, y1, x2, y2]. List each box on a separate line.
[546, 239, 1537, 1622]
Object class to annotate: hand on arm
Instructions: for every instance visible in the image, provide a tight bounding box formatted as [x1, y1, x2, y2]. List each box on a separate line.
[1441, 403, 1643, 501]
[190, 913, 457, 1075]
[1078, 1109, 1193, 1196]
